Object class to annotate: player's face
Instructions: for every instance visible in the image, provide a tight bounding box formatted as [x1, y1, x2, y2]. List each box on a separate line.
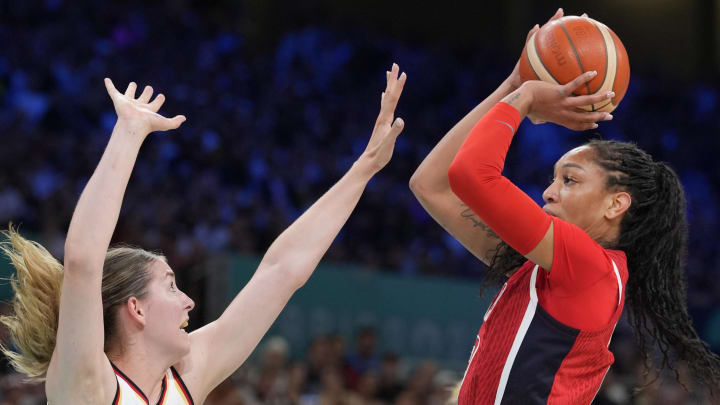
[142, 259, 195, 358]
[542, 145, 619, 239]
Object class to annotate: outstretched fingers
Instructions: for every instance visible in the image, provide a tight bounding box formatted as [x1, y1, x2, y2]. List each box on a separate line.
[152, 114, 187, 131]
[125, 82, 137, 98]
[377, 64, 406, 125]
[137, 86, 154, 104]
[166, 115, 187, 130]
[147, 93, 166, 113]
[388, 117, 405, 139]
[104, 78, 120, 100]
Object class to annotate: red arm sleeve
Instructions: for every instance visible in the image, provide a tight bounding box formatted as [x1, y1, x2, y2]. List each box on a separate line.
[447, 102, 551, 256]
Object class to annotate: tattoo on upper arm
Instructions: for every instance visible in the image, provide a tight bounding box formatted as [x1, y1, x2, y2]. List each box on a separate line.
[459, 204, 499, 240]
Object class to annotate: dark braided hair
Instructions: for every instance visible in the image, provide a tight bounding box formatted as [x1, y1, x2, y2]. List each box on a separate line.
[481, 139, 720, 393]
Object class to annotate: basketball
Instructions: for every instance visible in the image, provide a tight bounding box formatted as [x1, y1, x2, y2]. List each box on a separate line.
[519, 16, 630, 113]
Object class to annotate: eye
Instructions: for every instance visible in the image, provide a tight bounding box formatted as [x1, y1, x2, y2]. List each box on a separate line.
[170, 282, 176, 291]
[563, 175, 576, 185]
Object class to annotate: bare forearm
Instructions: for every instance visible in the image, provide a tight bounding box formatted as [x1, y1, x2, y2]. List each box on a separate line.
[64, 121, 145, 269]
[410, 80, 516, 193]
[260, 157, 376, 287]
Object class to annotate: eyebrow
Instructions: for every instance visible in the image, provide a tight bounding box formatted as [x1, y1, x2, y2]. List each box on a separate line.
[554, 162, 586, 172]
[165, 271, 176, 279]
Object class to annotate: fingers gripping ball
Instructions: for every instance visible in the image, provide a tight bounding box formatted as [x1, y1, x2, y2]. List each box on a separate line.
[519, 16, 630, 112]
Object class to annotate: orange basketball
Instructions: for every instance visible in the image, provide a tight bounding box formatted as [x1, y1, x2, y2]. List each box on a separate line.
[519, 16, 630, 112]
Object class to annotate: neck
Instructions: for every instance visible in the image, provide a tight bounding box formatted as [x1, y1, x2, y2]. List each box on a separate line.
[108, 343, 172, 404]
[586, 219, 621, 249]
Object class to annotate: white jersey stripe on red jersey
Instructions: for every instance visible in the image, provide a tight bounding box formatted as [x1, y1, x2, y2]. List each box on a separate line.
[494, 265, 540, 405]
[590, 260, 623, 404]
[612, 260, 622, 307]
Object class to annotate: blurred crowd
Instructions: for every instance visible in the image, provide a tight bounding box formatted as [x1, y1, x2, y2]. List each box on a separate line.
[0, 327, 715, 404]
[1, 1, 719, 404]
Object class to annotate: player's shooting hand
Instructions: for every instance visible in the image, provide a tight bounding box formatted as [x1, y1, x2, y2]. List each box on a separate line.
[516, 72, 614, 131]
[104, 78, 186, 137]
[506, 8, 565, 90]
[360, 63, 406, 174]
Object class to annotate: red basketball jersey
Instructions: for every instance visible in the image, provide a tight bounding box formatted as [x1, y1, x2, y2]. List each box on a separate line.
[458, 217, 628, 404]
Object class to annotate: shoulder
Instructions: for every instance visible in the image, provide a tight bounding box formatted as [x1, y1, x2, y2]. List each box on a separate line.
[605, 249, 629, 281]
[45, 354, 116, 405]
[551, 216, 616, 261]
[547, 217, 624, 288]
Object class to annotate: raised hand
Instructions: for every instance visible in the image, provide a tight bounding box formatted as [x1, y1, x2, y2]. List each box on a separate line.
[506, 8, 565, 90]
[361, 63, 407, 173]
[104, 78, 186, 137]
[508, 71, 614, 131]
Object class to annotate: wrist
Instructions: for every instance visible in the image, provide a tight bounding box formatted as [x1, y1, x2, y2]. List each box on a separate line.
[113, 118, 150, 144]
[353, 154, 382, 179]
[502, 76, 520, 93]
[501, 84, 533, 117]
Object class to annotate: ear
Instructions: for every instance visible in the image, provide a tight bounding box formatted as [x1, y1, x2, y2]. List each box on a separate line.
[606, 191, 631, 220]
[125, 297, 146, 327]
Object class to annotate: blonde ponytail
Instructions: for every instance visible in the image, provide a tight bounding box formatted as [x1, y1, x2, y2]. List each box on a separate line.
[0, 226, 63, 381]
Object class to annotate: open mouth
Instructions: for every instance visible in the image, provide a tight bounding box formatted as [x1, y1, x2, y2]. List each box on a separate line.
[180, 321, 189, 329]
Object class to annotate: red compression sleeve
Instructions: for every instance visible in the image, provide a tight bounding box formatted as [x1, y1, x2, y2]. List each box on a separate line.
[448, 102, 551, 256]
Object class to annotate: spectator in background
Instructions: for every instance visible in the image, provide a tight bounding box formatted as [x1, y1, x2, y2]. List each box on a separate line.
[345, 327, 380, 389]
[375, 353, 403, 403]
[239, 336, 292, 404]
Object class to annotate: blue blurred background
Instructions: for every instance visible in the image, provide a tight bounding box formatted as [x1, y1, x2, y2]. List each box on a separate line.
[0, 0, 718, 403]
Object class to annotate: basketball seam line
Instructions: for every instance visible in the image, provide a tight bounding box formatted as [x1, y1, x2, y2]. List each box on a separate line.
[533, 33, 562, 85]
[594, 100, 613, 110]
[559, 21, 595, 111]
[526, 44, 542, 82]
[588, 20, 609, 100]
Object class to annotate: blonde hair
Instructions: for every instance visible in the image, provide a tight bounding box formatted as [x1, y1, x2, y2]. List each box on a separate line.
[0, 226, 162, 381]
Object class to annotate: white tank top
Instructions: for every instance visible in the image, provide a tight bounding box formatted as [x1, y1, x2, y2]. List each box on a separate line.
[112, 363, 194, 405]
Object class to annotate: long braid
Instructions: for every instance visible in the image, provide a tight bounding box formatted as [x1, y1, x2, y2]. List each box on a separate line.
[589, 139, 720, 392]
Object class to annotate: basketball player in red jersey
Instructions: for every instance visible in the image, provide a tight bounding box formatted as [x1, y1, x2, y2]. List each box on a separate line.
[1, 64, 406, 404]
[410, 9, 720, 404]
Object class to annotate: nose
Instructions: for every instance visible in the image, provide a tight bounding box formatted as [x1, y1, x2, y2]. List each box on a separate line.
[183, 293, 195, 311]
[542, 183, 558, 204]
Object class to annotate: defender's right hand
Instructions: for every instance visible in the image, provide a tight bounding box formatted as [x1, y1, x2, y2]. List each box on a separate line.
[104, 78, 186, 136]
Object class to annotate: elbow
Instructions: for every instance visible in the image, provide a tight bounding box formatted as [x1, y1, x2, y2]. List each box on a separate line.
[62, 253, 90, 276]
[259, 260, 309, 292]
[409, 167, 451, 202]
[409, 171, 439, 208]
[63, 244, 85, 271]
[63, 242, 102, 275]
[408, 172, 427, 199]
